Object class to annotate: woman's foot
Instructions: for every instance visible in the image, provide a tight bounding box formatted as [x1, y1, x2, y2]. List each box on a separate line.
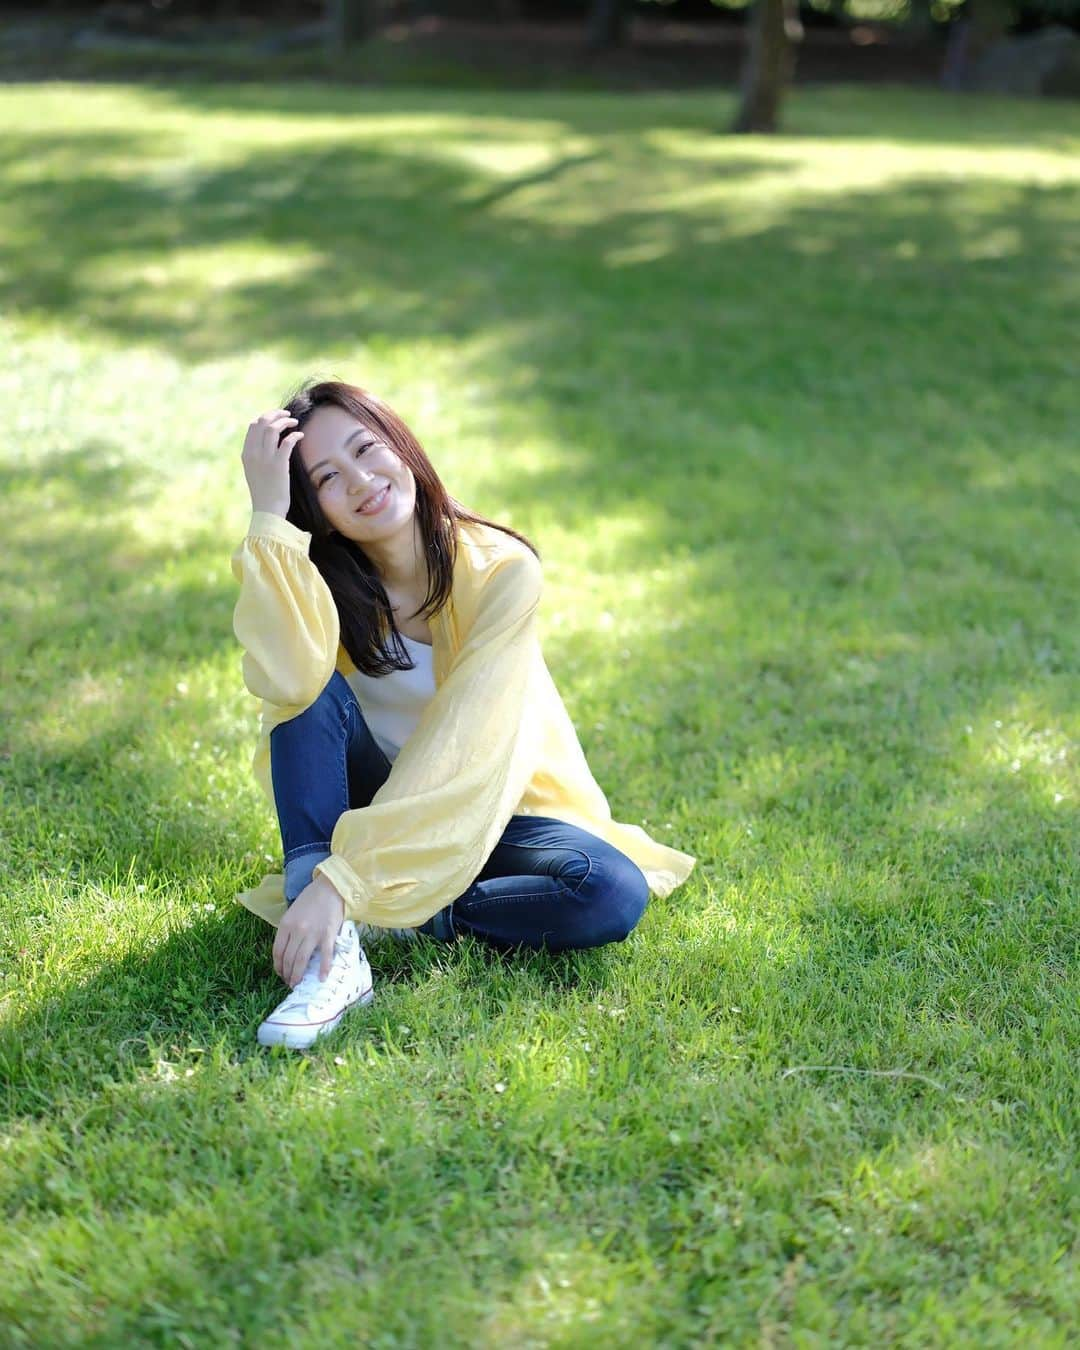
[257, 920, 373, 1049]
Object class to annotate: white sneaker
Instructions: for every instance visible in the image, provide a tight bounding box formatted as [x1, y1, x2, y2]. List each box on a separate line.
[257, 920, 373, 1050]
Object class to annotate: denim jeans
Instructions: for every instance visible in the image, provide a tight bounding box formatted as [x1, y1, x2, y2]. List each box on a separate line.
[269, 669, 650, 953]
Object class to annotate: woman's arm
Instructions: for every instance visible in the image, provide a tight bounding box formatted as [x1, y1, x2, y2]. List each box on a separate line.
[230, 510, 340, 712]
[312, 540, 545, 930]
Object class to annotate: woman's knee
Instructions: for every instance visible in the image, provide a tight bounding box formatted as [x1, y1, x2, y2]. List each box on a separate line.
[576, 854, 650, 947]
[303, 668, 353, 714]
[271, 669, 352, 737]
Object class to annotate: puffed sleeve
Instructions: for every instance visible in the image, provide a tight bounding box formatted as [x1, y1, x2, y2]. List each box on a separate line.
[311, 540, 545, 929]
[229, 510, 340, 712]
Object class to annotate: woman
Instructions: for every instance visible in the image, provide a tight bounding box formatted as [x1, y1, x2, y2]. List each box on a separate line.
[232, 380, 696, 1049]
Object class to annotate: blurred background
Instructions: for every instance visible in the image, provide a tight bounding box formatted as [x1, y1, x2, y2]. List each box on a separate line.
[5, 0, 1080, 119]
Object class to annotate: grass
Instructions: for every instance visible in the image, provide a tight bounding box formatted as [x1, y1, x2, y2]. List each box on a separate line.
[0, 78, 1077, 1345]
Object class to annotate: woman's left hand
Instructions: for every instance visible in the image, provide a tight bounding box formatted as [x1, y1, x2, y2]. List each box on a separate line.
[273, 874, 346, 988]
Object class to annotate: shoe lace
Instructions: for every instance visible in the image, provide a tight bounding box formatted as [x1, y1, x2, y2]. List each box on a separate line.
[283, 930, 358, 1011]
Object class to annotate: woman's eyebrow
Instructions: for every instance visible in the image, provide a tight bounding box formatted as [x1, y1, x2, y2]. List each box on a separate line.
[341, 426, 374, 452]
[309, 428, 374, 475]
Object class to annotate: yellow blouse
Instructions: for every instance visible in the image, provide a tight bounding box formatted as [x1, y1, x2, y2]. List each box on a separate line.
[230, 509, 696, 930]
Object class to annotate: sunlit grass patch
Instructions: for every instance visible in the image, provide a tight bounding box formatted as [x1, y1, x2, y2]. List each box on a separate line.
[0, 80, 1077, 1345]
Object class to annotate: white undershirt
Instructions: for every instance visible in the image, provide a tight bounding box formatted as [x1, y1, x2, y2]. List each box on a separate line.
[344, 633, 436, 764]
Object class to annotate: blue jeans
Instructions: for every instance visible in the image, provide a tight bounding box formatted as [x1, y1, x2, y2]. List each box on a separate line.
[269, 670, 650, 953]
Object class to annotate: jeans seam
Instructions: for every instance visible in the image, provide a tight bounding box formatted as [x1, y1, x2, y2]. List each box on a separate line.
[338, 703, 352, 809]
[486, 838, 593, 860]
[342, 687, 393, 785]
[457, 853, 594, 914]
[475, 845, 593, 895]
[458, 886, 576, 911]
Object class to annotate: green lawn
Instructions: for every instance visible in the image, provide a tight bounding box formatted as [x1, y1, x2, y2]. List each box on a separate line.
[1, 80, 1077, 1345]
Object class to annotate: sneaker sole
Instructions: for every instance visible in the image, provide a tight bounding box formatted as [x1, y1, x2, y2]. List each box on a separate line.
[256, 984, 374, 1050]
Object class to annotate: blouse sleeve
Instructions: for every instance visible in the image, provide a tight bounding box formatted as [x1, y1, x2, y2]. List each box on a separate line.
[311, 541, 545, 929]
[229, 510, 340, 712]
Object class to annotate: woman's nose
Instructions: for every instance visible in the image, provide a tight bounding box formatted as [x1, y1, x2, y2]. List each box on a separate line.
[347, 466, 375, 491]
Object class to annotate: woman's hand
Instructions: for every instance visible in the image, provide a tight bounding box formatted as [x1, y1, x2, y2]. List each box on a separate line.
[273, 874, 346, 988]
[242, 407, 304, 517]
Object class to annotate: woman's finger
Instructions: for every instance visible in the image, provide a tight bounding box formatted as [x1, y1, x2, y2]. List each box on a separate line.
[276, 923, 306, 985]
[284, 929, 314, 989]
[319, 924, 337, 981]
[272, 925, 291, 982]
[280, 930, 300, 987]
[262, 416, 297, 442]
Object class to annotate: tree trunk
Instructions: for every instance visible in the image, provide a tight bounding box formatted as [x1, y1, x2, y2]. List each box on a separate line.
[939, 0, 1014, 90]
[941, 17, 972, 91]
[327, 0, 377, 51]
[732, 0, 803, 134]
[587, 0, 627, 53]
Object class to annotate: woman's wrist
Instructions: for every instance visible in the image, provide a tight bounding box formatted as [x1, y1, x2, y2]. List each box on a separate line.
[250, 499, 289, 518]
[309, 871, 346, 918]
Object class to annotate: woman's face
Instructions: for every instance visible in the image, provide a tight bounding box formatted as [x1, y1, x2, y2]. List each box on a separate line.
[296, 404, 417, 543]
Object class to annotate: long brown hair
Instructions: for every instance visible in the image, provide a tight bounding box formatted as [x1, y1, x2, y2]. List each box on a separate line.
[281, 379, 539, 677]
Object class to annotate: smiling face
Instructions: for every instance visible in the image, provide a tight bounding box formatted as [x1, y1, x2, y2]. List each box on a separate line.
[297, 403, 418, 544]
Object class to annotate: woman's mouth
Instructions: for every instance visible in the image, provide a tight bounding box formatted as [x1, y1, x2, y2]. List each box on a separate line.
[356, 484, 391, 516]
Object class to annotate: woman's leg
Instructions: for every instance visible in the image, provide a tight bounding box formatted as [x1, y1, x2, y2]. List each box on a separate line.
[417, 815, 650, 953]
[269, 670, 392, 905]
[271, 677, 648, 951]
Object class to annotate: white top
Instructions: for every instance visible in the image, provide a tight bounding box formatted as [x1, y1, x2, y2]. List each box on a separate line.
[344, 632, 436, 764]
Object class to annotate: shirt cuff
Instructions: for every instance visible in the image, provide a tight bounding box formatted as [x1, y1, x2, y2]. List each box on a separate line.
[312, 853, 370, 922]
[247, 509, 312, 550]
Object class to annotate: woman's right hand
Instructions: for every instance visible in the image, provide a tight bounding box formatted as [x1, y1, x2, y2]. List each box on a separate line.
[241, 408, 305, 517]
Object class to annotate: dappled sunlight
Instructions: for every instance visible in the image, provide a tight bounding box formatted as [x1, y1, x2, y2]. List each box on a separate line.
[480, 1242, 624, 1342]
[2, 78, 1077, 1340]
[84, 241, 321, 311]
[647, 123, 1078, 183]
[2, 82, 1076, 403]
[907, 701, 1075, 834]
[446, 136, 591, 180]
[978, 715, 1072, 789]
[604, 235, 677, 268]
[834, 1133, 1063, 1247]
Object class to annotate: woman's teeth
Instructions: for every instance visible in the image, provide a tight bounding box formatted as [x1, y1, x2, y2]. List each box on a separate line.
[358, 485, 389, 514]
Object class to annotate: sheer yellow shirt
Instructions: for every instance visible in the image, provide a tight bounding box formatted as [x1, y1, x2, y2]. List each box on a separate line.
[230, 510, 696, 929]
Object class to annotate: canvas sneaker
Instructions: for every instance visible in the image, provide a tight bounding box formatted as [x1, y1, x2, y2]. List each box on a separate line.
[257, 919, 374, 1050]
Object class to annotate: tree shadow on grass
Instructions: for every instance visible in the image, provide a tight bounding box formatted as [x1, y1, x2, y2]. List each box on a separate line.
[1, 116, 1073, 550]
[0, 439, 258, 907]
[115, 81, 1080, 151]
[0, 897, 641, 1125]
[1, 93, 1075, 1261]
[0, 786, 1072, 1341]
[0, 444, 235, 679]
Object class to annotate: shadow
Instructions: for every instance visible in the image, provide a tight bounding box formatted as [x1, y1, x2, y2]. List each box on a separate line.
[466, 148, 606, 212]
[0, 902, 637, 1125]
[122, 81, 1080, 151]
[0, 84, 1075, 1334]
[3, 83, 1073, 927]
[0, 438, 252, 892]
[2, 89, 1071, 873]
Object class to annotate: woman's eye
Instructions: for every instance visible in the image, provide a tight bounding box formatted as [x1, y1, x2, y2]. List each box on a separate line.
[317, 442, 372, 486]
